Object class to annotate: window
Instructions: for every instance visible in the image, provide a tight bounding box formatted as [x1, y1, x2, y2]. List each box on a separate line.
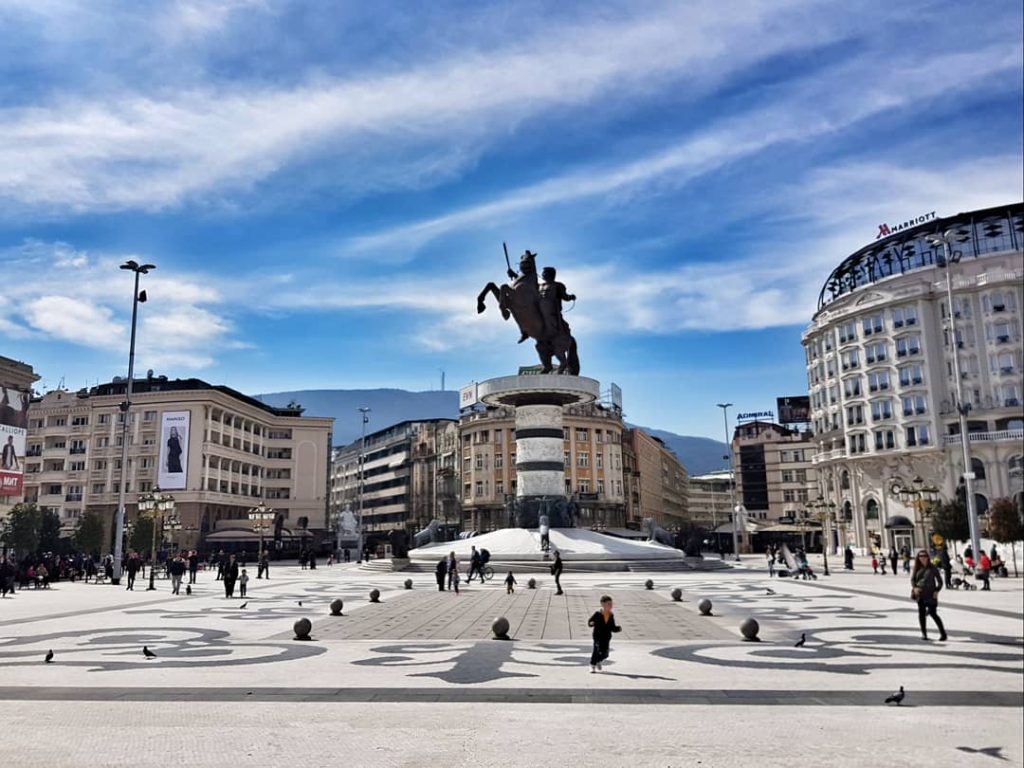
[983, 291, 1016, 313]
[71, 415, 89, 426]
[990, 352, 1016, 374]
[971, 458, 987, 481]
[842, 404, 862, 426]
[839, 321, 858, 343]
[495, 480, 504, 496]
[475, 481, 484, 497]
[93, 460, 107, 470]
[475, 454, 484, 470]
[868, 371, 890, 392]
[143, 410, 157, 422]
[797, 489, 810, 502]
[873, 430, 896, 450]
[597, 479, 605, 494]
[494, 454, 503, 469]
[783, 489, 795, 502]
[842, 349, 860, 370]
[596, 453, 603, 469]
[494, 429, 503, 443]
[892, 305, 918, 328]
[865, 499, 879, 520]
[988, 321, 1014, 344]
[575, 428, 589, 442]
[901, 394, 926, 416]
[828, 385, 838, 404]
[896, 335, 921, 357]
[579, 479, 590, 493]
[782, 470, 794, 483]
[843, 377, 862, 398]
[578, 452, 589, 467]
[795, 469, 807, 483]
[96, 437, 110, 448]
[865, 342, 887, 364]
[848, 434, 866, 454]
[905, 424, 931, 447]
[994, 383, 1021, 407]
[899, 365, 924, 387]
[69, 439, 87, 454]
[871, 400, 893, 421]
[69, 461, 85, 471]
[92, 483, 105, 494]
[861, 313, 884, 335]
[97, 413, 111, 425]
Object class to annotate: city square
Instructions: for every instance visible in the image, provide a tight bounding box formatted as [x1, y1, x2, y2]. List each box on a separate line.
[2, 1, 1023, 765]
[1, 558, 1021, 766]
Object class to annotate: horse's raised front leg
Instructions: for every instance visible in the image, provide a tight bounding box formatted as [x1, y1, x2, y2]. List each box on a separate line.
[477, 283, 499, 314]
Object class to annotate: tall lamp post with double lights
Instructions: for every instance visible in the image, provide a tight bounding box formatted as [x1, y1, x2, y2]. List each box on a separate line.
[929, 230, 982, 560]
[890, 476, 941, 551]
[137, 487, 175, 591]
[248, 500, 275, 561]
[716, 403, 741, 561]
[111, 260, 155, 585]
[358, 407, 371, 561]
[808, 495, 837, 576]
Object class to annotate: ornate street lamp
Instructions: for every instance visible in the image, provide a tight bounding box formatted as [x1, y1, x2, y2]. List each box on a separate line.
[807, 495, 837, 576]
[889, 475, 941, 550]
[248, 500, 276, 562]
[137, 487, 175, 591]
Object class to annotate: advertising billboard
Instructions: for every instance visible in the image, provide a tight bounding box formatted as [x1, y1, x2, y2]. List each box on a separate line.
[158, 411, 190, 490]
[0, 385, 30, 497]
[777, 396, 812, 425]
[459, 382, 479, 409]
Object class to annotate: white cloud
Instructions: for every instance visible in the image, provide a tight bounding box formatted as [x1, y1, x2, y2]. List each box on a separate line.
[22, 295, 123, 347]
[0, 0, 862, 212]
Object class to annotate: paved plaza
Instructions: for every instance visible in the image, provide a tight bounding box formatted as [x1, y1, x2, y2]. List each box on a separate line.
[1, 557, 1021, 767]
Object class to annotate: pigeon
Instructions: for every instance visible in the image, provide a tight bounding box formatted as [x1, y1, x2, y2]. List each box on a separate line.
[186, 585, 192, 595]
[956, 747, 1006, 760]
[884, 686, 905, 705]
[44, 649, 54, 663]
[239, 602, 248, 609]
[794, 633, 806, 648]
[143, 646, 157, 659]
[297, 601, 303, 607]
[765, 588, 776, 596]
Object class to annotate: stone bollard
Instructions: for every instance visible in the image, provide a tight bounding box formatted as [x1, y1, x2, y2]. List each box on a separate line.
[698, 598, 713, 616]
[645, 579, 654, 590]
[492, 616, 511, 640]
[740, 617, 760, 642]
[293, 618, 312, 641]
[527, 578, 537, 589]
[670, 588, 683, 602]
[329, 598, 344, 616]
[369, 588, 381, 603]
[404, 579, 413, 590]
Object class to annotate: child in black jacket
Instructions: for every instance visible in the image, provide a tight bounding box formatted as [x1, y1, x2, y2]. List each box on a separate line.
[587, 595, 622, 672]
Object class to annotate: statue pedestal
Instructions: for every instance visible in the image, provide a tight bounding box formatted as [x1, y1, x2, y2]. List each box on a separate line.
[477, 374, 600, 527]
[390, 557, 410, 571]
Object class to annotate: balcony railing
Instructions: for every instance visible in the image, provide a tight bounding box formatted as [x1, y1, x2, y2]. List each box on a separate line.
[942, 429, 1024, 446]
[811, 448, 847, 464]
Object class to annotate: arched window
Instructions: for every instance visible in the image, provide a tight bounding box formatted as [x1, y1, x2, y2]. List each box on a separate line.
[865, 498, 879, 520]
[975, 494, 989, 515]
[841, 471, 850, 490]
[971, 458, 986, 481]
[843, 500, 852, 521]
[1009, 455, 1024, 475]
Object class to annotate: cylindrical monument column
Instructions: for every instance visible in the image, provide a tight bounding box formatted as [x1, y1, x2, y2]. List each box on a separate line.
[515, 405, 565, 498]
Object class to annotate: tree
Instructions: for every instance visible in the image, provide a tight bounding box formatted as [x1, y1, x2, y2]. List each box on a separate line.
[74, 511, 106, 555]
[1, 503, 40, 558]
[38, 508, 63, 553]
[988, 497, 1023, 577]
[931, 501, 970, 544]
[129, 517, 154, 556]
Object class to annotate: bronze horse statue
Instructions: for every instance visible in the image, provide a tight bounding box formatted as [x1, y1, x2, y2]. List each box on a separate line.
[477, 249, 580, 375]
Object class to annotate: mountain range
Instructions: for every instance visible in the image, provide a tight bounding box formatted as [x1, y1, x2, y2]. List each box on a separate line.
[256, 388, 728, 476]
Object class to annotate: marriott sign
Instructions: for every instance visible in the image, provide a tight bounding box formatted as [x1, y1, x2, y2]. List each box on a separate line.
[875, 211, 937, 240]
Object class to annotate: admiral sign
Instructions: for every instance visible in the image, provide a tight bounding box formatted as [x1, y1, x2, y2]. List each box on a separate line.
[737, 410, 774, 422]
[875, 211, 936, 240]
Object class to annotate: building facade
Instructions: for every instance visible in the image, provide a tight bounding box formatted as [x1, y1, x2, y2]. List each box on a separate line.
[620, 428, 689, 528]
[732, 420, 818, 524]
[458, 403, 628, 532]
[329, 419, 458, 550]
[687, 470, 735, 531]
[1, 355, 39, 522]
[21, 376, 333, 551]
[803, 202, 1024, 552]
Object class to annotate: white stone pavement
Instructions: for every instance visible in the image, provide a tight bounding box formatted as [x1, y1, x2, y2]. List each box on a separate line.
[0, 557, 1020, 767]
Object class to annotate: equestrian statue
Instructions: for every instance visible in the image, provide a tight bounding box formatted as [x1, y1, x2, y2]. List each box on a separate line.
[476, 245, 581, 375]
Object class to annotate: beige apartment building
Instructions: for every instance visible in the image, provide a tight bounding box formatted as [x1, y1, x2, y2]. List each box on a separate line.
[1, 355, 39, 522]
[622, 428, 689, 528]
[22, 376, 333, 552]
[732, 420, 818, 525]
[687, 470, 734, 531]
[459, 403, 628, 532]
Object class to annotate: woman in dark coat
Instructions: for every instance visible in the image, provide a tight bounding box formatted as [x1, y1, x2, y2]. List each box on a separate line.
[166, 427, 183, 473]
[223, 555, 239, 598]
[911, 550, 947, 641]
[435, 557, 447, 592]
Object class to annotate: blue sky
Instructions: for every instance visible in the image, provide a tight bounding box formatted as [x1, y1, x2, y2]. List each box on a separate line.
[1, 0, 1021, 441]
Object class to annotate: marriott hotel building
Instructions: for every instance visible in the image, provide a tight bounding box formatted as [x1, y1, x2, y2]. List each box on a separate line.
[802, 203, 1023, 553]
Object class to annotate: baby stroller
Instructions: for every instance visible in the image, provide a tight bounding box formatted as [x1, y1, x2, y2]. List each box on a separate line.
[950, 575, 977, 591]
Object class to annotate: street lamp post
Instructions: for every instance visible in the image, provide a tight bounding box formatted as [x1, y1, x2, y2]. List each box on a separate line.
[137, 487, 175, 591]
[809, 496, 836, 576]
[358, 407, 371, 561]
[111, 259, 154, 585]
[929, 230, 982, 560]
[248, 500, 275, 564]
[717, 403, 740, 561]
[890, 476, 940, 551]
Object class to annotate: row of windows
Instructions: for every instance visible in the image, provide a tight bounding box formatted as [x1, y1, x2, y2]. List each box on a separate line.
[847, 425, 931, 455]
[463, 427, 622, 445]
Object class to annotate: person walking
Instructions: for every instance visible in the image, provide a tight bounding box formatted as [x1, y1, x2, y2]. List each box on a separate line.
[447, 551, 460, 595]
[187, 550, 199, 584]
[504, 571, 517, 594]
[435, 557, 447, 592]
[223, 554, 239, 598]
[552, 551, 564, 595]
[911, 549, 947, 641]
[871, 553, 879, 574]
[888, 547, 898, 576]
[766, 548, 775, 578]
[125, 553, 140, 591]
[844, 545, 854, 570]
[587, 594, 622, 672]
[257, 550, 270, 580]
[939, 547, 953, 588]
[901, 546, 912, 573]
[168, 554, 186, 595]
[467, 546, 482, 583]
[1, 557, 15, 597]
[239, 568, 249, 599]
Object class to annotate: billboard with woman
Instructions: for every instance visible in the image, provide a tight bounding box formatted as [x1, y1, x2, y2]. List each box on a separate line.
[158, 411, 190, 490]
[0, 385, 29, 497]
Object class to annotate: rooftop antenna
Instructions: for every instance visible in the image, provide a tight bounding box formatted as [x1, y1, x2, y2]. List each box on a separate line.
[440, 369, 446, 391]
